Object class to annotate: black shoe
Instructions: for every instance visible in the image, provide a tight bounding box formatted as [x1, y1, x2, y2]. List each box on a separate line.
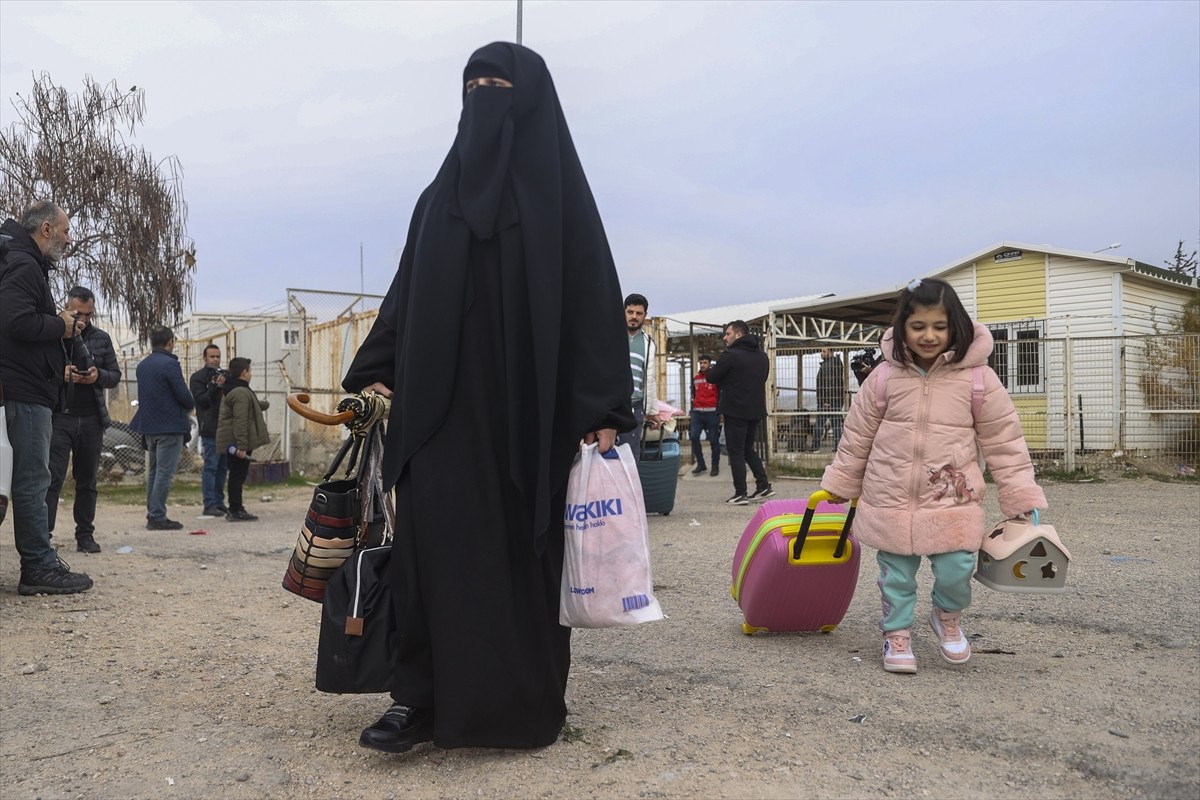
[76, 537, 101, 554]
[725, 494, 749, 506]
[201, 506, 223, 517]
[749, 484, 776, 500]
[146, 517, 183, 531]
[710, 464, 719, 477]
[691, 463, 707, 475]
[359, 704, 434, 754]
[226, 509, 258, 522]
[18, 557, 94, 596]
[215, 504, 229, 514]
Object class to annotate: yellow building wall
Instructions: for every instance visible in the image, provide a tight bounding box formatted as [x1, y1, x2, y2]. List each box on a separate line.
[1010, 395, 1047, 449]
[974, 253, 1047, 322]
[973, 253, 1049, 442]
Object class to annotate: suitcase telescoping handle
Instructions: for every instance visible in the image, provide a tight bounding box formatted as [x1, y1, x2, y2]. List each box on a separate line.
[797, 490, 858, 560]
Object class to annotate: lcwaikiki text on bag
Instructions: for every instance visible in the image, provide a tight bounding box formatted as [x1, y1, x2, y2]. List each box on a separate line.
[560, 442, 664, 628]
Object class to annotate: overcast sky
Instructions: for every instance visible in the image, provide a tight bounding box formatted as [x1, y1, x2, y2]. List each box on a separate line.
[2, 0, 1197, 319]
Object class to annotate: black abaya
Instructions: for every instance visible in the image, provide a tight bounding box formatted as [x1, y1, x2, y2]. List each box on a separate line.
[341, 43, 634, 749]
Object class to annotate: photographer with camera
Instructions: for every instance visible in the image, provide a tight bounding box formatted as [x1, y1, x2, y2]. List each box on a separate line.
[46, 286, 121, 554]
[189, 343, 229, 518]
[851, 347, 881, 387]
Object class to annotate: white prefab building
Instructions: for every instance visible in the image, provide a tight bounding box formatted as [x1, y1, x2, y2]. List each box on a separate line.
[769, 242, 1198, 457]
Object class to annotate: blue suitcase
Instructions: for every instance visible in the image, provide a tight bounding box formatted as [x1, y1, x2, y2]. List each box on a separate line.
[638, 433, 680, 516]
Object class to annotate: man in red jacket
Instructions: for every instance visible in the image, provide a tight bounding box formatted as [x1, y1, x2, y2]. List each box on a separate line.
[689, 355, 721, 476]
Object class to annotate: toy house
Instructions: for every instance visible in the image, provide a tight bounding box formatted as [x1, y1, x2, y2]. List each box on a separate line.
[975, 515, 1071, 594]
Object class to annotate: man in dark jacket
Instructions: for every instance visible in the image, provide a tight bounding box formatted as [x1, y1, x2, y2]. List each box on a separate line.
[0, 202, 93, 594]
[46, 286, 121, 553]
[189, 343, 228, 517]
[706, 319, 774, 506]
[130, 326, 194, 530]
[811, 347, 846, 452]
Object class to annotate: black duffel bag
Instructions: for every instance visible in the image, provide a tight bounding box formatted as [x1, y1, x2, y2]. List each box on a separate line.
[315, 545, 399, 694]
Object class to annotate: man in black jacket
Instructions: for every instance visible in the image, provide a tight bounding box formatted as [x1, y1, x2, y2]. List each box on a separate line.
[706, 319, 775, 506]
[0, 202, 93, 594]
[189, 343, 228, 517]
[46, 286, 121, 553]
[810, 347, 846, 452]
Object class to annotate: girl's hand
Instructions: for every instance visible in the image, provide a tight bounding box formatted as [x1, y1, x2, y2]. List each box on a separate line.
[826, 493, 848, 504]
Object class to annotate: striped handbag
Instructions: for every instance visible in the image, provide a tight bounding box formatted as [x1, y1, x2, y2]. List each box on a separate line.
[282, 424, 392, 602]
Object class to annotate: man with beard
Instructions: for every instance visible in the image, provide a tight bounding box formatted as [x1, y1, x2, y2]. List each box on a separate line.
[0, 201, 94, 594]
[617, 292, 661, 454]
[341, 43, 634, 754]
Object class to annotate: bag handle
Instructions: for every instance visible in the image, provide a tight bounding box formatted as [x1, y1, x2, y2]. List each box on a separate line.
[322, 435, 361, 482]
[794, 490, 858, 560]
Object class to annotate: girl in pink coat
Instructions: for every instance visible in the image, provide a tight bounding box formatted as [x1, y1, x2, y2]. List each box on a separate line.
[822, 279, 1047, 674]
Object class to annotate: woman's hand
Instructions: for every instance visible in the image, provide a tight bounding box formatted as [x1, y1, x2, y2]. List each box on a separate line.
[363, 382, 393, 398]
[826, 493, 848, 504]
[584, 428, 618, 453]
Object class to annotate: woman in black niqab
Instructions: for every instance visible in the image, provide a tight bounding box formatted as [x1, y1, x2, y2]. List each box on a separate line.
[342, 43, 634, 752]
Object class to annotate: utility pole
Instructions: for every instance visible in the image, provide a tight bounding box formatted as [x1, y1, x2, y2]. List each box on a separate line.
[516, 0, 523, 45]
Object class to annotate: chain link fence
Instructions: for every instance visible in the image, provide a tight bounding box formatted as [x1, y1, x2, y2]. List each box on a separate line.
[97, 293, 384, 485]
[766, 334, 1200, 477]
[95, 310, 1195, 484]
[282, 290, 383, 479]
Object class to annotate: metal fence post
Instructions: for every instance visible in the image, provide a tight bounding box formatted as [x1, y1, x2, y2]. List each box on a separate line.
[765, 312, 777, 464]
[1064, 330, 1075, 474]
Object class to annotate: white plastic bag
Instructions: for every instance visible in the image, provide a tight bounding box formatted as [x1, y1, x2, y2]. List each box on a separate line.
[560, 443, 664, 628]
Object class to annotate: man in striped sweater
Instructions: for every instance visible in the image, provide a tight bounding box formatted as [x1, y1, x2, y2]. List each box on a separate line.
[617, 293, 660, 455]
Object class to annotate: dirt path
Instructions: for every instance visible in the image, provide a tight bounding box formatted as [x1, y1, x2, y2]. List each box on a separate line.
[2, 476, 1197, 799]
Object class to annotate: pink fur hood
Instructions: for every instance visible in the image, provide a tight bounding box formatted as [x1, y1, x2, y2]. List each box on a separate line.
[821, 322, 1047, 556]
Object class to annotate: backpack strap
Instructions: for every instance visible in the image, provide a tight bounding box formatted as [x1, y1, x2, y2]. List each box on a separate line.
[970, 365, 985, 420]
[872, 361, 890, 417]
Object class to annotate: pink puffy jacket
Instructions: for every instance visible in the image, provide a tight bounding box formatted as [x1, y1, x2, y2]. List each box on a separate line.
[821, 323, 1047, 556]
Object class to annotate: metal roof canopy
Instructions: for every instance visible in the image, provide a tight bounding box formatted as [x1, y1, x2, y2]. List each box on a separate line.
[767, 288, 896, 347]
[764, 239, 1199, 348]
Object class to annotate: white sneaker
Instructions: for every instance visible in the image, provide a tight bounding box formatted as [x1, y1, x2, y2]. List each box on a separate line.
[929, 607, 971, 664]
[882, 629, 917, 674]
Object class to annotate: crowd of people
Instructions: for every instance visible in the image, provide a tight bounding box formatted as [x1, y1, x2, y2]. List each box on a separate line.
[2, 42, 1046, 757]
[0, 203, 274, 593]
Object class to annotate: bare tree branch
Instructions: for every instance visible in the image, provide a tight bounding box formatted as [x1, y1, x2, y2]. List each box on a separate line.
[0, 73, 195, 341]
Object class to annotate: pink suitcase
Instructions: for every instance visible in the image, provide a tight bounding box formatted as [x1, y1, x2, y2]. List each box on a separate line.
[731, 491, 861, 634]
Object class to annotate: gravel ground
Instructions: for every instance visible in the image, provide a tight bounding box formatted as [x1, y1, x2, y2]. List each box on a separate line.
[1, 474, 1197, 799]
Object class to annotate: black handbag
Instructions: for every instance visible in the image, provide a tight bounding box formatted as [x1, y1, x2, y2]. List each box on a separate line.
[283, 424, 392, 602]
[315, 545, 400, 693]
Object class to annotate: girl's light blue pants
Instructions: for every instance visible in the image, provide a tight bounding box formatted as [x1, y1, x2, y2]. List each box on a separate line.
[876, 549, 976, 633]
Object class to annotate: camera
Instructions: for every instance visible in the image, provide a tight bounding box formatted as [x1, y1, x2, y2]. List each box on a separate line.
[70, 331, 95, 373]
[850, 348, 881, 385]
[211, 368, 230, 383]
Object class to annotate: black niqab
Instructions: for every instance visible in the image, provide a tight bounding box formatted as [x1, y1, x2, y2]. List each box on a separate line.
[344, 42, 634, 552]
